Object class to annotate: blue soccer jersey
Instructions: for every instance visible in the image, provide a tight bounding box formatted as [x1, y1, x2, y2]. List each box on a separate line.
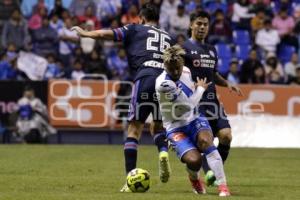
[113, 24, 173, 81]
[182, 39, 218, 102]
[182, 39, 231, 134]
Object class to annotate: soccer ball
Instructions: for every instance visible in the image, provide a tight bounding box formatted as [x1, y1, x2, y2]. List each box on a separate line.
[126, 168, 150, 192]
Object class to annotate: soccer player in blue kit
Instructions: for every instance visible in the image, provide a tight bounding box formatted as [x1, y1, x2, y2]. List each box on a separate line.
[71, 4, 172, 191]
[182, 11, 243, 185]
[156, 45, 230, 196]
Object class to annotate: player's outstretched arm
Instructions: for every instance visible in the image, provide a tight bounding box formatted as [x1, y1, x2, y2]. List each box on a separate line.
[71, 26, 114, 40]
[214, 72, 243, 96]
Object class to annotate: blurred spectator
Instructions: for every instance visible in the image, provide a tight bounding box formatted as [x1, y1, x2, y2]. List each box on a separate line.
[121, 0, 140, 14]
[272, 7, 298, 51]
[80, 20, 96, 55]
[273, 0, 292, 15]
[249, 0, 272, 16]
[77, 6, 101, 29]
[0, 50, 19, 80]
[70, 0, 95, 17]
[107, 48, 129, 80]
[49, 13, 64, 32]
[231, 0, 254, 30]
[0, 0, 20, 31]
[43, 54, 61, 80]
[49, 0, 67, 19]
[284, 53, 299, 81]
[21, 0, 53, 18]
[121, 4, 140, 25]
[32, 17, 58, 57]
[289, 66, 300, 85]
[272, 8, 295, 36]
[251, 9, 265, 34]
[176, 34, 186, 46]
[32, 0, 48, 15]
[16, 86, 56, 143]
[86, 49, 110, 76]
[1, 9, 30, 50]
[61, 10, 71, 21]
[226, 58, 240, 84]
[293, 5, 300, 23]
[239, 49, 264, 83]
[252, 65, 266, 83]
[264, 52, 285, 84]
[255, 19, 280, 54]
[28, 7, 48, 31]
[183, 0, 202, 14]
[71, 59, 85, 80]
[168, 4, 189, 38]
[58, 18, 79, 68]
[206, 0, 227, 14]
[159, 0, 180, 31]
[102, 19, 122, 56]
[94, 0, 122, 27]
[208, 9, 232, 44]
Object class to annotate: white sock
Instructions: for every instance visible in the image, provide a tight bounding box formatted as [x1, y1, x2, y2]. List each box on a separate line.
[186, 166, 199, 181]
[204, 146, 227, 185]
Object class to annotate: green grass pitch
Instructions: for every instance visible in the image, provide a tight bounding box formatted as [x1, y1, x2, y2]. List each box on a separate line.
[0, 145, 299, 200]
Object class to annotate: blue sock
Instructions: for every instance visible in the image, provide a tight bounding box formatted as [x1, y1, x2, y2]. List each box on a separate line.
[153, 132, 168, 152]
[124, 137, 138, 174]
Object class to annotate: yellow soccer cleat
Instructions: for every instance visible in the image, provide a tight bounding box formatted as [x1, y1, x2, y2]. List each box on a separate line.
[159, 151, 171, 183]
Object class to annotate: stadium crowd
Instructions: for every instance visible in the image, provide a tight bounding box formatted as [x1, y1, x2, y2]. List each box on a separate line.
[0, 0, 300, 85]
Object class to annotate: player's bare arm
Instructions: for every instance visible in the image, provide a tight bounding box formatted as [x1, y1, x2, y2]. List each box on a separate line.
[214, 72, 243, 96]
[71, 26, 114, 40]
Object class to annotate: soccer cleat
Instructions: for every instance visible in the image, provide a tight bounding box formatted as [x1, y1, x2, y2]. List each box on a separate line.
[218, 184, 231, 197]
[189, 176, 206, 194]
[120, 183, 131, 193]
[159, 151, 171, 183]
[205, 170, 217, 187]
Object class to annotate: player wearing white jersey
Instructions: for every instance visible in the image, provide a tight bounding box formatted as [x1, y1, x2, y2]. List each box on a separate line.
[155, 45, 230, 196]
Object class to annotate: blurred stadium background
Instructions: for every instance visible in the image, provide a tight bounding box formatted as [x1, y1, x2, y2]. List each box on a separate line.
[0, 0, 300, 199]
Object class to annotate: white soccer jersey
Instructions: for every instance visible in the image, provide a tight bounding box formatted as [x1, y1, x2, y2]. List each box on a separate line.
[155, 67, 205, 131]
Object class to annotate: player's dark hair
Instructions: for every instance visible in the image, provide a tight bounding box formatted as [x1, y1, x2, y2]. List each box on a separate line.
[139, 3, 159, 22]
[187, 11, 211, 37]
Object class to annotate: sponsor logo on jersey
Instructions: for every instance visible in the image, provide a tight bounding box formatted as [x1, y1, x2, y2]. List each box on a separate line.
[172, 132, 187, 142]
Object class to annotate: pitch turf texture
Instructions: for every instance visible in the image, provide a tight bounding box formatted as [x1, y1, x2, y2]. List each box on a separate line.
[0, 145, 299, 200]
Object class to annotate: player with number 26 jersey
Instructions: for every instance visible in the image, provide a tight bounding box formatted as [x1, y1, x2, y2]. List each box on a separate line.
[113, 24, 174, 121]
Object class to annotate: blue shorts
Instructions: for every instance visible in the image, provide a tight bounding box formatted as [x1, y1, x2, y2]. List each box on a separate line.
[166, 116, 212, 161]
[128, 75, 161, 122]
[198, 100, 231, 137]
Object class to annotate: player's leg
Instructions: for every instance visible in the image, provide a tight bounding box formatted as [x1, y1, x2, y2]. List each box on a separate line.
[147, 75, 171, 183]
[182, 149, 206, 194]
[168, 130, 205, 194]
[150, 121, 170, 183]
[121, 79, 146, 192]
[216, 128, 232, 163]
[124, 121, 144, 174]
[191, 117, 230, 196]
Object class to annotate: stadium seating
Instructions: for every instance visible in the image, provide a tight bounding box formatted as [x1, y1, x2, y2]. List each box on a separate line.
[216, 43, 232, 58]
[278, 45, 296, 64]
[236, 44, 251, 61]
[217, 58, 231, 76]
[233, 30, 250, 45]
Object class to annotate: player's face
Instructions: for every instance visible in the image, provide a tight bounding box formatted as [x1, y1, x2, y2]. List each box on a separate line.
[190, 17, 209, 42]
[165, 59, 184, 81]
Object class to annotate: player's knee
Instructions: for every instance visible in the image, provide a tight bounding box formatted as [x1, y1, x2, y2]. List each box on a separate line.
[197, 131, 213, 150]
[218, 128, 232, 145]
